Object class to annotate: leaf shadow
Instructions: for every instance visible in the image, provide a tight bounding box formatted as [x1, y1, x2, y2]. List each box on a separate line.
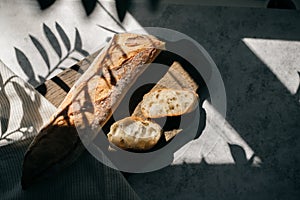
[51, 76, 70, 93]
[55, 22, 71, 51]
[43, 23, 62, 58]
[14, 47, 39, 86]
[82, 0, 97, 16]
[0, 73, 10, 137]
[30, 35, 51, 70]
[113, 0, 161, 22]
[74, 28, 89, 57]
[115, 0, 131, 22]
[228, 143, 248, 165]
[296, 71, 300, 100]
[15, 22, 90, 92]
[11, 82, 43, 136]
[11, 22, 92, 142]
[267, 0, 297, 9]
[0, 74, 44, 143]
[37, 0, 56, 10]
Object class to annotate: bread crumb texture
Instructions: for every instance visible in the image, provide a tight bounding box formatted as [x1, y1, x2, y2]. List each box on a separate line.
[107, 117, 162, 150]
[141, 89, 198, 118]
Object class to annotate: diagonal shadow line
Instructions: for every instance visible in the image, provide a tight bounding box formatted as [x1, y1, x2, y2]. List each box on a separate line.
[97, 24, 120, 34]
[71, 64, 85, 74]
[51, 76, 70, 93]
[97, 0, 127, 31]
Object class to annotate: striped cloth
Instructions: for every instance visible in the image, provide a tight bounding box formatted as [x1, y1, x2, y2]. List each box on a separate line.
[0, 61, 140, 200]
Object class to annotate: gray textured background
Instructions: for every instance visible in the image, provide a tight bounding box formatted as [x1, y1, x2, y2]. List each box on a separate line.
[125, 3, 300, 200]
[1, 1, 300, 199]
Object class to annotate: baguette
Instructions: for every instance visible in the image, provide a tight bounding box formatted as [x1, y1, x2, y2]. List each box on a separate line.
[107, 117, 162, 150]
[21, 33, 165, 189]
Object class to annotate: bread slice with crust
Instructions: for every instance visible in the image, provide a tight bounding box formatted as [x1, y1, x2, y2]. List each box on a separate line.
[107, 117, 162, 150]
[141, 89, 198, 118]
[131, 61, 199, 142]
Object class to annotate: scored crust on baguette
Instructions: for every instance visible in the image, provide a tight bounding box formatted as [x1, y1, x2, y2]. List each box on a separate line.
[21, 33, 165, 189]
[140, 89, 198, 118]
[107, 117, 162, 150]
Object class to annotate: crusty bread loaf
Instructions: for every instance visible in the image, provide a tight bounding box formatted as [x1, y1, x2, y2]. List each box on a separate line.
[107, 117, 162, 150]
[21, 33, 165, 189]
[140, 89, 198, 118]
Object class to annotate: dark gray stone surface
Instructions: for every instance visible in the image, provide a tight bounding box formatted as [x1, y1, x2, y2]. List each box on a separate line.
[125, 4, 300, 200]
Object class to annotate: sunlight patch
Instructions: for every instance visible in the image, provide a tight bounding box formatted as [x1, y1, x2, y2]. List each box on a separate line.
[172, 101, 262, 167]
[243, 38, 300, 95]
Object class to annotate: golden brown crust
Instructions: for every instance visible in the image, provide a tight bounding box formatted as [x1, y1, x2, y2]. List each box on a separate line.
[21, 33, 165, 189]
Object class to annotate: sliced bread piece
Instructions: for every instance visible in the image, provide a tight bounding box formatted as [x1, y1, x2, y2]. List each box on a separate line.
[141, 89, 198, 118]
[107, 117, 162, 150]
